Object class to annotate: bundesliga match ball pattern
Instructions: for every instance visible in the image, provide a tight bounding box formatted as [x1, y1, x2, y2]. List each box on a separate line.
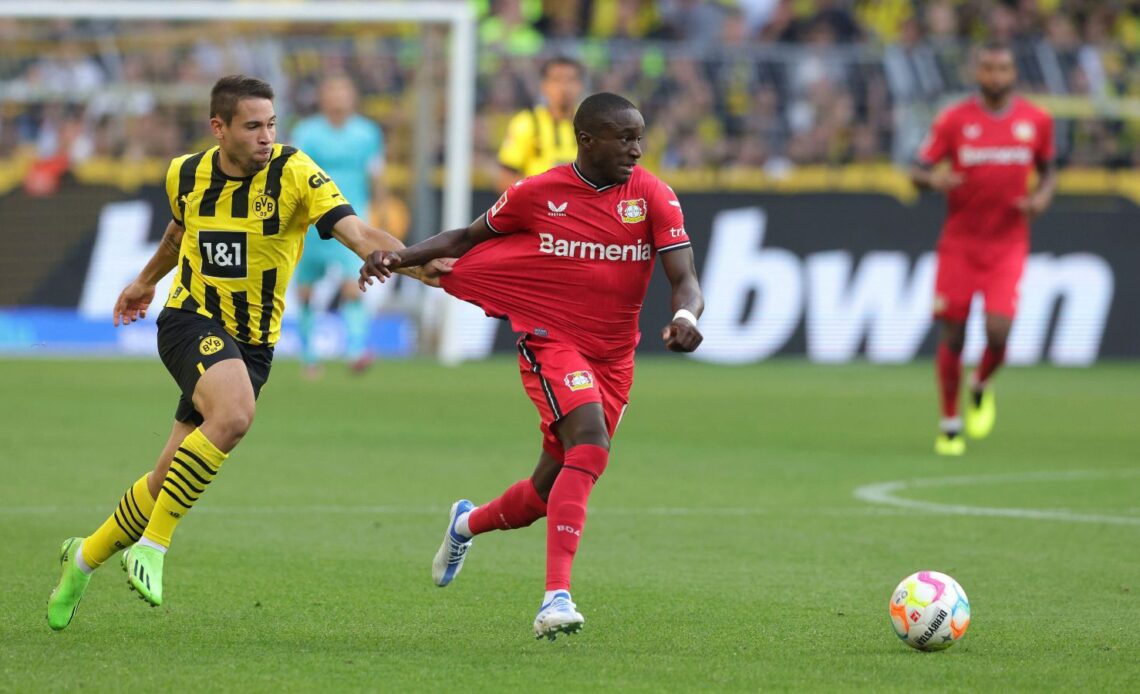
[889, 571, 970, 651]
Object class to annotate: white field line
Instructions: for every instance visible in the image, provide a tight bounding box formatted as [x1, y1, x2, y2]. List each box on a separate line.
[854, 470, 1140, 526]
[20, 469, 1136, 523]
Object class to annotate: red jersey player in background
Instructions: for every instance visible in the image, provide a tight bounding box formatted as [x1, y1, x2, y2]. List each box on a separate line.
[360, 92, 704, 639]
[911, 42, 1056, 456]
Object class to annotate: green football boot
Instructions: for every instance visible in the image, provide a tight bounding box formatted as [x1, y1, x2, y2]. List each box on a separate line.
[47, 537, 91, 631]
[122, 545, 164, 607]
[934, 433, 966, 456]
[965, 388, 996, 439]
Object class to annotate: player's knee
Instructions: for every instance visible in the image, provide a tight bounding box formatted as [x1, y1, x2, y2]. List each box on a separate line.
[531, 471, 557, 500]
[985, 329, 1010, 352]
[531, 454, 563, 498]
[555, 404, 610, 450]
[210, 402, 256, 446]
[940, 326, 966, 353]
[562, 424, 610, 451]
[228, 404, 256, 438]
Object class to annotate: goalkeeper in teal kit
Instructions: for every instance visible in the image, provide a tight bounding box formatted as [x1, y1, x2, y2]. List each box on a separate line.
[292, 75, 386, 375]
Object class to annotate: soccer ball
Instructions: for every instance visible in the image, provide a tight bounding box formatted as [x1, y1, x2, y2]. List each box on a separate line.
[889, 571, 970, 651]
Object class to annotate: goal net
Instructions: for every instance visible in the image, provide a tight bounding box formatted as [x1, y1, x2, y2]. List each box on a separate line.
[0, 1, 488, 361]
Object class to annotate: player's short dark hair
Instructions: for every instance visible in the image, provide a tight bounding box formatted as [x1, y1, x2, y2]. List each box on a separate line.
[210, 75, 274, 124]
[573, 92, 638, 134]
[541, 56, 583, 79]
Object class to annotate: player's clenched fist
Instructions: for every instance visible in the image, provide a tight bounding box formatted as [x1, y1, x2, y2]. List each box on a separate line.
[358, 250, 400, 290]
[662, 319, 703, 353]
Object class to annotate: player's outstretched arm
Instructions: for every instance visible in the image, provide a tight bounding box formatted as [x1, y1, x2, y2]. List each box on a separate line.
[332, 214, 452, 288]
[359, 215, 497, 289]
[660, 247, 704, 353]
[113, 220, 183, 326]
[332, 213, 404, 260]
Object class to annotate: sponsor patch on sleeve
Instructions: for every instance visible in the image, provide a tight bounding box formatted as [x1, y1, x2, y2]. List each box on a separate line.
[490, 190, 509, 217]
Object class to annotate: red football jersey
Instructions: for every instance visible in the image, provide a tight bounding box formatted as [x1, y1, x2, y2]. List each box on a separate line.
[441, 163, 691, 360]
[918, 96, 1054, 252]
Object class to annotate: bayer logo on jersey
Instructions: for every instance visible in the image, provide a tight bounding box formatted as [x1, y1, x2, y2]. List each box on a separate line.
[617, 198, 647, 224]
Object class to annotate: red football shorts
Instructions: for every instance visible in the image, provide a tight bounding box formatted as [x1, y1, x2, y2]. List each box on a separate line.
[516, 334, 634, 461]
[933, 244, 1027, 322]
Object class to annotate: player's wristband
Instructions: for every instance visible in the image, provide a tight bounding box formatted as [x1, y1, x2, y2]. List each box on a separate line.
[672, 309, 698, 327]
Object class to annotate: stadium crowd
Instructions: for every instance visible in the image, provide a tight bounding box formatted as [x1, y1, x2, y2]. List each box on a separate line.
[4, 0, 1140, 196]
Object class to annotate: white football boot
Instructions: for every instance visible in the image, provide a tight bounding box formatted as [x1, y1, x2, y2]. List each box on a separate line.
[431, 499, 474, 587]
[533, 591, 585, 640]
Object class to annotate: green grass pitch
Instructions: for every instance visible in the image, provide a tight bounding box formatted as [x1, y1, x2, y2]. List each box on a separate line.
[1, 357, 1137, 691]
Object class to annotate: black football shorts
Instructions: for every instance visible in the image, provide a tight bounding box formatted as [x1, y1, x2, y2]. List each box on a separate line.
[155, 307, 273, 425]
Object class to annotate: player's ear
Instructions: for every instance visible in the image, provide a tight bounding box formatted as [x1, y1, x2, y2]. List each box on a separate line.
[209, 116, 225, 140]
[577, 130, 592, 150]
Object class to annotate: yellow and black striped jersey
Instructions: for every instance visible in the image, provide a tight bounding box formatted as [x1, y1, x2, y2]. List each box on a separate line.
[497, 105, 577, 178]
[163, 144, 354, 346]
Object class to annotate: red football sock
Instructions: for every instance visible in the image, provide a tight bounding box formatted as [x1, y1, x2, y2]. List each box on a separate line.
[545, 444, 609, 591]
[467, 478, 548, 535]
[973, 344, 1006, 390]
[937, 342, 963, 421]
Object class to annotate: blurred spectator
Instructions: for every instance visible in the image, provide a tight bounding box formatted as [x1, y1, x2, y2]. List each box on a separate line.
[737, 0, 781, 37]
[24, 104, 90, 196]
[480, 0, 546, 56]
[9, 3, 1140, 188]
[587, 0, 664, 39]
[26, 41, 105, 94]
[659, 0, 727, 47]
[811, 0, 863, 43]
[924, 1, 959, 44]
[495, 56, 584, 191]
[858, 0, 913, 45]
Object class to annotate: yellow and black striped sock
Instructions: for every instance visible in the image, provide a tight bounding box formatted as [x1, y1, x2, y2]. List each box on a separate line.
[82, 474, 156, 568]
[142, 428, 228, 548]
